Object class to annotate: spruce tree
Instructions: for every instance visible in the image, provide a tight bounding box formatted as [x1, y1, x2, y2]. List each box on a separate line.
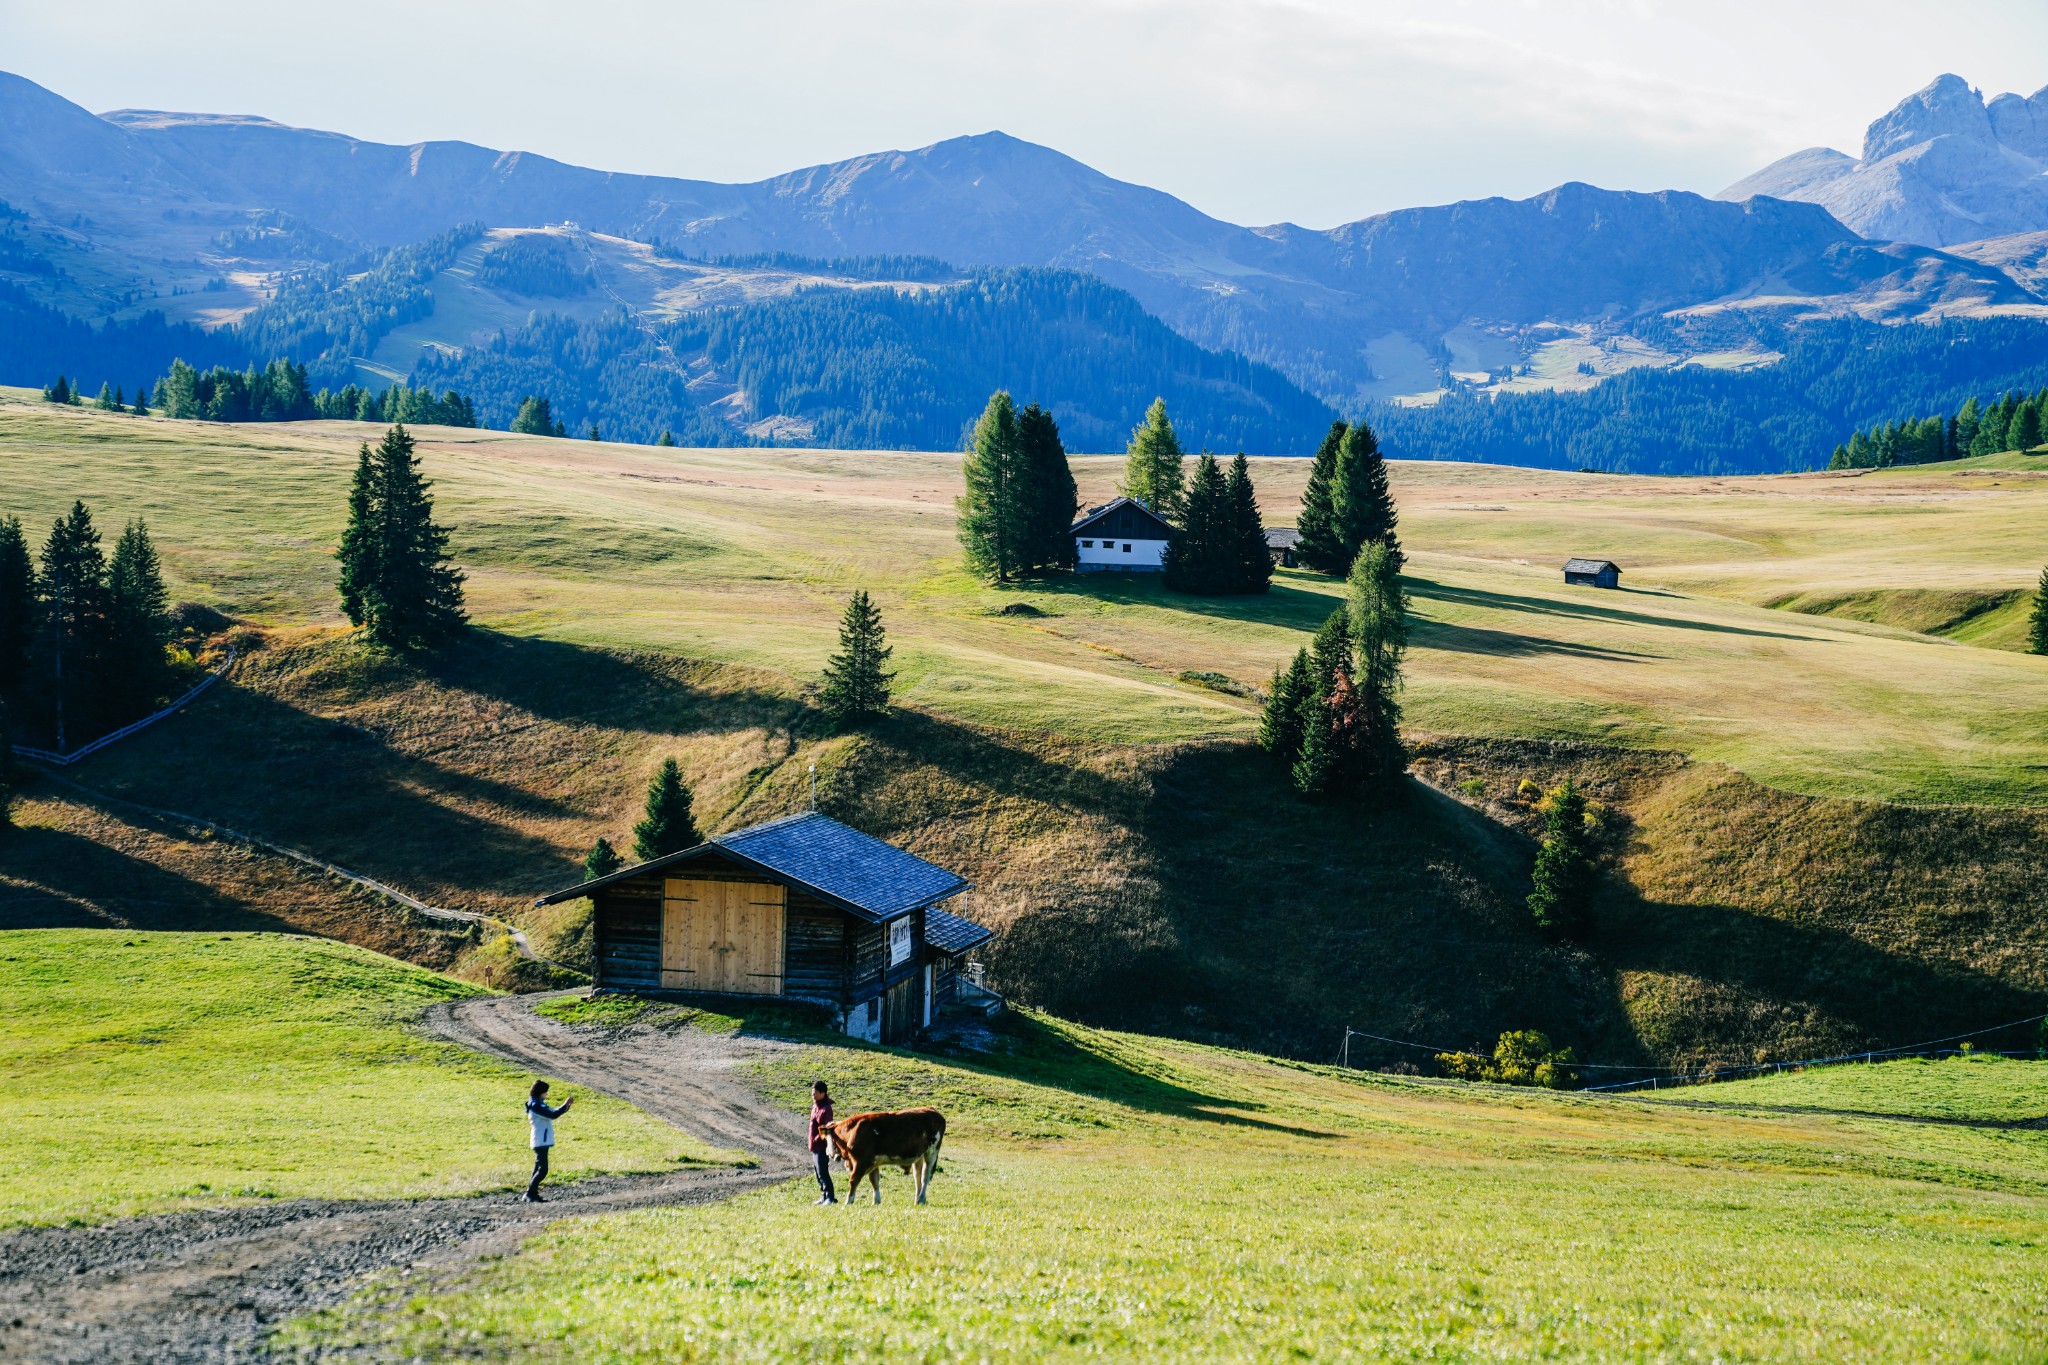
[45, 376, 70, 405]
[0, 516, 32, 696]
[511, 395, 557, 436]
[1162, 453, 1230, 593]
[2015, 399, 2044, 453]
[336, 443, 377, 628]
[1291, 607, 1358, 797]
[1306, 606, 1353, 699]
[1226, 453, 1273, 594]
[588, 423, 602, 442]
[1346, 540, 1408, 784]
[1294, 421, 1347, 573]
[132, 383, 149, 417]
[1527, 781, 1596, 935]
[94, 382, 118, 411]
[2030, 564, 2048, 656]
[37, 502, 112, 748]
[584, 836, 624, 880]
[106, 519, 171, 714]
[1258, 647, 1311, 765]
[958, 391, 1027, 582]
[351, 426, 467, 651]
[1119, 397, 1185, 519]
[1331, 420, 1402, 573]
[819, 588, 895, 728]
[656, 430, 677, 447]
[632, 758, 702, 861]
[1016, 402, 1077, 573]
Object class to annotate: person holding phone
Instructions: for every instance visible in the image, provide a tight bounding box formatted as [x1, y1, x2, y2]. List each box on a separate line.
[524, 1079, 575, 1203]
[808, 1079, 837, 1205]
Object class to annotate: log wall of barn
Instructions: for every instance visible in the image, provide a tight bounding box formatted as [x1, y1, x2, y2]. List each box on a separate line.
[594, 877, 662, 990]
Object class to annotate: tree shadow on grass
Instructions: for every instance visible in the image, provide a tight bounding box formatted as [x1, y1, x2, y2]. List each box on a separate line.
[0, 823, 294, 933]
[1411, 617, 1663, 662]
[1408, 576, 1825, 642]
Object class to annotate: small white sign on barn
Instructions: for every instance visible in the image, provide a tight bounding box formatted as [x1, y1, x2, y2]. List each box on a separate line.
[888, 917, 913, 967]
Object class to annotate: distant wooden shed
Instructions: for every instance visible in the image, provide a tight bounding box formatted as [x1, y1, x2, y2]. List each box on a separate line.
[1562, 558, 1622, 589]
[537, 812, 991, 1044]
[1264, 527, 1301, 568]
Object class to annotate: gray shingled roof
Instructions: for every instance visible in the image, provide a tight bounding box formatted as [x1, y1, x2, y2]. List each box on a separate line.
[924, 906, 994, 955]
[1265, 527, 1301, 547]
[538, 811, 968, 921]
[1563, 558, 1620, 575]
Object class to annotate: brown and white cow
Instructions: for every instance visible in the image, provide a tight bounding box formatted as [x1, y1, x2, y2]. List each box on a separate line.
[823, 1107, 947, 1205]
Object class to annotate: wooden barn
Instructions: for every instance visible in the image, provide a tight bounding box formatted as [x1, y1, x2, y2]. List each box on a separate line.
[1072, 496, 1172, 572]
[1264, 527, 1301, 567]
[536, 812, 992, 1044]
[1562, 557, 1622, 589]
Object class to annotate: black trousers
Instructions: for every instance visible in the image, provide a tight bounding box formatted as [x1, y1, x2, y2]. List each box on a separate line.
[812, 1149, 836, 1201]
[527, 1145, 551, 1199]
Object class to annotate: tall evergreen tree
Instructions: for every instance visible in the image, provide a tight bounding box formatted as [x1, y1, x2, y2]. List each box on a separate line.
[2030, 564, 2048, 656]
[94, 382, 119, 411]
[1294, 421, 1347, 573]
[0, 516, 32, 697]
[1226, 453, 1273, 594]
[819, 588, 895, 728]
[36, 501, 112, 750]
[1016, 402, 1078, 572]
[1258, 647, 1312, 766]
[131, 383, 149, 417]
[1162, 453, 1232, 593]
[1330, 420, 1402, 574]
[511, 395, 563, 436]
[336, 443, 377, 628]
[44, 376, 70, 404]
[2014, 399, 2044, 452]
[656, 429, 678, 447]
[958, 391, 1028, 581]
[1346, 540, 1409, 784]
[1527, 781, 1596, 936]
[584, 836, 624, 880]
[346, 426, 467, 651]
[632, 758, 702, 861]
[1306, 606, 1353, 699]
[106, 519, 171, 713]
[1119, 397, 1185, 519]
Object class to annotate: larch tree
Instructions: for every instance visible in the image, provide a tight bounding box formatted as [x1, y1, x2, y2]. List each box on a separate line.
[1226, 453, 1273, 594]
[820, 588, 896, 729]
[1294, 421, 1348, 574]
[1527, 781, 1597, 936]
[1016, 402, 1078, 573]
[1345, 540, 1409, 784]
[1119, 397, 1185, 520]
[633, 759, 702, 861]
[1331, 420, 1402, 574]
[958, 391, 1027, 581]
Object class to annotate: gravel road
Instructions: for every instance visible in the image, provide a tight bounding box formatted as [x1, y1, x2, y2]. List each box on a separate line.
[0, 994, 810, 1364]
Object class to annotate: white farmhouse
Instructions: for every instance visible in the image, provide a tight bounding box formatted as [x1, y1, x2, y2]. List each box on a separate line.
[1070, 497, 1172, 573]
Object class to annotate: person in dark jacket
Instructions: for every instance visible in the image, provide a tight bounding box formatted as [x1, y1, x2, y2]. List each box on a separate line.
[808, 1079, 837, 1205]
[524, 1079, 575, 1203]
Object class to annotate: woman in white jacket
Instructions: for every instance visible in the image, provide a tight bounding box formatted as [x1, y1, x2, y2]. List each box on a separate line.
[524, 1079, 575, 1202]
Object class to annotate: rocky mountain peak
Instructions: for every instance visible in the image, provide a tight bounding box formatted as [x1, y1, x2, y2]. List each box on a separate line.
[1862, 74, 1992, 162]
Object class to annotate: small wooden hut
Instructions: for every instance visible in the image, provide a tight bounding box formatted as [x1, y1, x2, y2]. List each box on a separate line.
[1562, 558, 1622, 589]
[536, 812, 991, 1044]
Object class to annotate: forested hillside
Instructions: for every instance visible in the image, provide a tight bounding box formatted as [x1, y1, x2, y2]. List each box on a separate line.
[1375, 317, 2048, 473]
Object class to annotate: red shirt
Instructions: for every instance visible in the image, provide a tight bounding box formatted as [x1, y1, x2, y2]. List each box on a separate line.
[808, 1098, 834, 1153]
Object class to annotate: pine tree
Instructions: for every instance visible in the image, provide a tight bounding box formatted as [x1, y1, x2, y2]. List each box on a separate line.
[1226, 453, 1272, 594]
[958, 391, 1027, 582]
[1258, 647, 1311, 765]
[656, 430, 677, 447]
[1294, 421, 1347, 573]
[2030, 564, 2048, 656]
[1346, 540, 1408, 784]
[336, 444, 378, 628]
[819, 588, 895, 728]
[350, 426, 467, 651]
[1016, 402, 1077, 573]
[1119, 397, 1185, 520]
[0, 516, 32, 697]
[1331, 420, 1402, 574]
[1527, 781, 1596, 935]
[106, 519, 171, 713]
[632, 758, 702, 861]
[584, 836, 624, 880]
[1162, 453, 1231, 593]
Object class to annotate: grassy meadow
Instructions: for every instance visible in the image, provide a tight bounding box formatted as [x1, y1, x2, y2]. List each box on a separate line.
[284, 1006, 2048, 1363]
[0, 930, 725, 1227]
[5, 391, 2048, 801]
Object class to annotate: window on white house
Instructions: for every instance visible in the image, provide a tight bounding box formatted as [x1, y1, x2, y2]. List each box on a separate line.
[1122, 543, 1132, 552]
[1081, 539, 1093, 548]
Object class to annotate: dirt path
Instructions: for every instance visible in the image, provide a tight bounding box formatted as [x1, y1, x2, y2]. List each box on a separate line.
[0, 995, 809, 1364]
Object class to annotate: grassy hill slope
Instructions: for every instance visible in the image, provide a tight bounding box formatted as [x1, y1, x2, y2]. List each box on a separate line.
[285, 1006, 2048, 1363]
[0, 931, 715, 1227]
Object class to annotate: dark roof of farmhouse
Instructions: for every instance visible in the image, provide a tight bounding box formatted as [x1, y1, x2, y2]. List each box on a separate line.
[1070, 496, 1173, 537]
[923, 907, 995, 955]
[1563, 558, 1620, 575]
[536, 811, 970, 921]
[1265, 527, 1301, 547]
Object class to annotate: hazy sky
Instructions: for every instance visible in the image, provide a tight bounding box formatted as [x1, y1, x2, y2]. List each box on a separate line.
[7, 0, 2047, 228]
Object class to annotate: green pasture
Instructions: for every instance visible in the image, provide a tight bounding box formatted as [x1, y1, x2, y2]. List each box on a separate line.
[286, 1010, 2048, 1363]
[0, 930, 723, 1227]
[5, 394, 2048, 800]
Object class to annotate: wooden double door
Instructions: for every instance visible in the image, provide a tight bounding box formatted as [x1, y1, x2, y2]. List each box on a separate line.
[661, 878, 786, 995]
